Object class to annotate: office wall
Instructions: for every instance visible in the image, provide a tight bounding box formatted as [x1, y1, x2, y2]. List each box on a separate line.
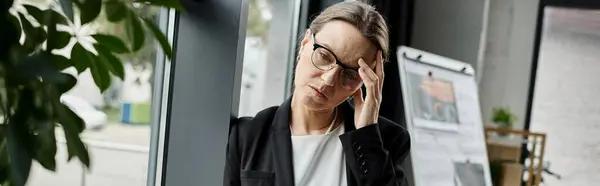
[479, 0, 539, 129]
[411, 0, 540, 130]
[411, 0, 487, 71]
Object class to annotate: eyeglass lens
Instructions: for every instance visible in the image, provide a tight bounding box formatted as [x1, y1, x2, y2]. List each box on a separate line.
[311, 47, 363, 90]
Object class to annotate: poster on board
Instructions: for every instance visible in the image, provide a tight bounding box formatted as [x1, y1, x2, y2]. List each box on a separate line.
[397, 46, 492, 186]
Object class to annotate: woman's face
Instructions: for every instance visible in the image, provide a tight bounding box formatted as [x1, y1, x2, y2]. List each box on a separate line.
[294, 20, 378, 111]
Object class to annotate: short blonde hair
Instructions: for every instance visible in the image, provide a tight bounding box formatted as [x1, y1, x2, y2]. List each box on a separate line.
[308, 1, 390, 61]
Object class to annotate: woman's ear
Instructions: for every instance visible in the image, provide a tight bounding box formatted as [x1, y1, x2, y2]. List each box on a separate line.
[300, 29, 311, 48]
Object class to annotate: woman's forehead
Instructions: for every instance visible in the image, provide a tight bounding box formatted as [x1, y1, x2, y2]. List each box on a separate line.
[315, 21, 377, 68]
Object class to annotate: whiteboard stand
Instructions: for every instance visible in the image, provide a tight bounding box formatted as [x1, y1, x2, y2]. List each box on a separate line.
[397, 46, 492, 186]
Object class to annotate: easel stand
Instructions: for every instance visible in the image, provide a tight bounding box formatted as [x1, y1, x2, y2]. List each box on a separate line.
[398, 46, 492, 186]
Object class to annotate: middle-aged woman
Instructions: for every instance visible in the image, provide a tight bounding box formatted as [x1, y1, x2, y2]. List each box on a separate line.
[224, 1, 411, 186]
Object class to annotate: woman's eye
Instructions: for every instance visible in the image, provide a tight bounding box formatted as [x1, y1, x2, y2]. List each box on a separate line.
[343, 72, 356, 80]
[319, 52, 331, 60]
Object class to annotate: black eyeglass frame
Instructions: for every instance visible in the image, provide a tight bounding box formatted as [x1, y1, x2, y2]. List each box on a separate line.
[310, 33, 359, 72]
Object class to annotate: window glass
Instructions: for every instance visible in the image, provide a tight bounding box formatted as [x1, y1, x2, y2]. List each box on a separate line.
[17, 0, 171, 185]
[530, 6, 600, 186]
[238, 0, 300, 117]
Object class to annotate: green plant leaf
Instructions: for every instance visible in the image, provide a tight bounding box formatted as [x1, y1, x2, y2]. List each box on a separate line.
[140, 0, 184, 11]
[12, 55, 65, 84]
[52, 31, 73, 50]
[104, 0, 127, 22]
[1, 15, 21, 58]
[7, 123, 33, 186]
[126, 11, 145, 51]
[77, 0, 102, 25]
[96, 45, 125, 80]
[56, 103, 85, 134]
[57, 102, 89, 167]
[0, 136, 10, 184]
[17, 13, 51, 52]
[65, 132, 90, 167]
[56, 73, 77, 93]
[70, 43, 92, 73]
[142, 17, 172, 60]
[11, 14, 22, 40]
[23, 5, 43, 21]
[59, 0, 74, 21]
[90, 54, 111, 92]
[51, 54, 72, 70]
[18, 13, 41, 52]
[33, 120, 57, 171]
[42, 9, 69, 25]
[37, 26, 48, 42]
[64, 129, 90, 168]
[7, 89, 35, 186]
[92, 34, 129, 53]
[491, 107, 517, 128]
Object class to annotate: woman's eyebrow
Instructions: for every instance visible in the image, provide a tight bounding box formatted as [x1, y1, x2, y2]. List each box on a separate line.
[319, 42, 336, 54]
[317, 41, 344, 62]
[316, 38, 372, 70]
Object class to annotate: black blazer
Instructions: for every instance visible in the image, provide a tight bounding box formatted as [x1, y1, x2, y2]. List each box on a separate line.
[224, 97, 411, 186]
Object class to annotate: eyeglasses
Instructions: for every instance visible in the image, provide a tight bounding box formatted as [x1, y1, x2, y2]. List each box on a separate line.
[310, 33, 363, 90]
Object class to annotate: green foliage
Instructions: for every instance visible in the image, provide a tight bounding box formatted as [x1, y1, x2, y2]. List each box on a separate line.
[247, 0, 270, 41]
[0, 0, 182, 185]
[491, 107, 517, 128]
[99, 3, 161, 68]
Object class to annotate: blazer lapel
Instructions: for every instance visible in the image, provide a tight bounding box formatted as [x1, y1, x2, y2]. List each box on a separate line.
[340, 100, 358, 186]
[270, 98, 295, 186]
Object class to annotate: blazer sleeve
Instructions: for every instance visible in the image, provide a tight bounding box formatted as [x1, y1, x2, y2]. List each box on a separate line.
[339, 124, 411, 186]
[223, 117, 244, 186]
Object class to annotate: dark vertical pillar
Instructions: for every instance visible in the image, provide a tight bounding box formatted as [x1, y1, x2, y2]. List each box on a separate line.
[161, 0, 248, 185]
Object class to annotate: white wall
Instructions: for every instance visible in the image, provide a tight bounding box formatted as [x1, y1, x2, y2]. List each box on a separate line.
[412, 0, 540, 130]
[479, 0, 539, 129]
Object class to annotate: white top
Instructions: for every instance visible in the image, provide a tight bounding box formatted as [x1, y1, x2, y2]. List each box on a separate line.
[291, 123, 347, 186]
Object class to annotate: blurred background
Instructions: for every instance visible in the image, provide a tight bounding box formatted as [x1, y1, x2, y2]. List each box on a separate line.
[8, 0, 600, 185]
[22, 0, 288, 185]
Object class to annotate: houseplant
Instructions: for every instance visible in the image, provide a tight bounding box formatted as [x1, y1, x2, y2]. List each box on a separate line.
[491, 107, 517, 137]
[491, 107, 517, 129]
[0, 0, 181, 185]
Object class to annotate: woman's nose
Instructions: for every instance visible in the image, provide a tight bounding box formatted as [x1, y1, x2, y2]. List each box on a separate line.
[320, 67, 341, 86]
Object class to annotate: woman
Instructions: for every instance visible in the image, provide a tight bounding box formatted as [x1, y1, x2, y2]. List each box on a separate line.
[224, 1, 411, 186]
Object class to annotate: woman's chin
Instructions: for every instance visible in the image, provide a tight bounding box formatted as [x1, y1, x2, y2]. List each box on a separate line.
[298, 94, 329, 110]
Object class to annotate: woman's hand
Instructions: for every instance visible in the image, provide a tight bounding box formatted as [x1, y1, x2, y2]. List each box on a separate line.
[353, 51, 384, 129]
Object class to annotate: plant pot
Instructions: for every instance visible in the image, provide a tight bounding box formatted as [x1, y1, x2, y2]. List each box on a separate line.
[496, 123, 512, 137]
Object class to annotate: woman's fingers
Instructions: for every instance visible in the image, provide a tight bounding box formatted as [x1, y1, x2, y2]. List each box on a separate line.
[353, 88, 364, 107]
[354, 53, 384, 127]
[375, 51, 384, 90]
[358, 58, 380, 101]
[358, 59, 378, 87]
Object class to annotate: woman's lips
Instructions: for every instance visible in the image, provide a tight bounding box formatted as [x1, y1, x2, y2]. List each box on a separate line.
[309, 86, 327, 99]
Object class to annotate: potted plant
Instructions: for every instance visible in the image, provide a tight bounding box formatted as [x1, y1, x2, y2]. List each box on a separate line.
[491, 107, 517, 136]
[0, 0, 181, 185]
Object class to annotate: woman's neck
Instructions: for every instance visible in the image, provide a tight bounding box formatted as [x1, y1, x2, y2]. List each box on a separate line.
[290, 96, 338, 135]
